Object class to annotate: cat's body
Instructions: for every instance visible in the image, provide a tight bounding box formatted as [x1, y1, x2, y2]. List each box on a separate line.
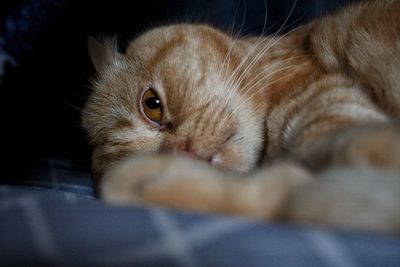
[82, 0, 400, 233]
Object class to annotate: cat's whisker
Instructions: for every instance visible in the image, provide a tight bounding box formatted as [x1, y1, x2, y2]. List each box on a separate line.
[217, 0, 246, 82]
[203, 18, 254, 132]
[227, 36, 281, 97]
[234, 65, 295, 108]
[223, 0, 268, 95]
[212, 0, 249, 118]
[227, 0, 298, 91]
[218, 34, 241, 93]
[64, 100, 85, 113]
[231, 53, 305, 100]
[223, 28, 296, 111]
[233, 55, 307, 102]
[248, 55, 304, 85]
[223, 14, 303, 109]
[223, 65, 299, 125]
[225, 70, 297, 122]
[222, 37, 273, 109]
[223, 1, 298, 109]
[260, 0, 269, 36]
[221, 27, 281, 103]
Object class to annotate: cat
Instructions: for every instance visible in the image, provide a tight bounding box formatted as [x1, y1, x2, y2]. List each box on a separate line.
[82, 0, 400, 234]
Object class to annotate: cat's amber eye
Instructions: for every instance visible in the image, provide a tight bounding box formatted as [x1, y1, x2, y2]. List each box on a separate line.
[140, 88, 163, 123]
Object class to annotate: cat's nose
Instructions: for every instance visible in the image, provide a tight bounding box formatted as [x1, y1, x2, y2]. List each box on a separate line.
[174, 140, 211, 162]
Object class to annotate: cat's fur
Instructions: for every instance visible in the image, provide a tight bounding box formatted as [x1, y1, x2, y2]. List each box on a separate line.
[82, 0, 400, 233]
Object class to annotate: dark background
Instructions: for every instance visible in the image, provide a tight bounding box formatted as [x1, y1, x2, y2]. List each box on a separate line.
[0, 0, 356, 178]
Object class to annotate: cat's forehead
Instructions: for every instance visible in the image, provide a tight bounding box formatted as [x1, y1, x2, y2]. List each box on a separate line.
[126, 24, 231, 66]
[123, 25, 233, 94]
[106, 24, 246, 122]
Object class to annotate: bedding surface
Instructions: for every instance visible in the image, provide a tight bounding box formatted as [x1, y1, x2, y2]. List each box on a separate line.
[2, 158, 400, 267]
[2, 185, 400, 267]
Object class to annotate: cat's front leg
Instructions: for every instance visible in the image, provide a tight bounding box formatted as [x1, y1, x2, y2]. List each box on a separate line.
[292, 122, 400, 172]
[275, 76, 400, 233]
[100, 154, 312, 219]
[279, 75, 400, 172]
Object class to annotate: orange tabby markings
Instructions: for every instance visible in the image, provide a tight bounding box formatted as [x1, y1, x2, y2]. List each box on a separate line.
[83, 0, 400, 233]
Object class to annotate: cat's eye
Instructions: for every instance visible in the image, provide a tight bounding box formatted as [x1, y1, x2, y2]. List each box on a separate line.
[140, 88, 163, 123]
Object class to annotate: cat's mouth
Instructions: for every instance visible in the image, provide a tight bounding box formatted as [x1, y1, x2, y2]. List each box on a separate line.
[172, 131, 238, 168]
[209, 132, 239, 168]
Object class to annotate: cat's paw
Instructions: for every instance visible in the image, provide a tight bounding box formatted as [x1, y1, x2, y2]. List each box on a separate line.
[100, 154, 236, 212]
[100, 154, 313, 220]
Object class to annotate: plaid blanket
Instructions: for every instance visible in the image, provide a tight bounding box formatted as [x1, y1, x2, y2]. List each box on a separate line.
[4, 157, 94, 196]
[1, 158, 400, 267]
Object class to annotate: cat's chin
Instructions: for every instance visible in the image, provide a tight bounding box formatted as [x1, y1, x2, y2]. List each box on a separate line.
[209, 151, 256, 174]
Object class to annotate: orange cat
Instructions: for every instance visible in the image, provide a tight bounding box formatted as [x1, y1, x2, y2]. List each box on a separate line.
[82, 0, 400, 233]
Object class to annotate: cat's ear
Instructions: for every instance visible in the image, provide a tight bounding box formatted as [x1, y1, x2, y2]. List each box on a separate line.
[87, 36, 120, 73]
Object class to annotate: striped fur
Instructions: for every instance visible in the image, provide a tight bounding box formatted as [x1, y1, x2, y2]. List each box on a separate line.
[82, 0, 400, 233]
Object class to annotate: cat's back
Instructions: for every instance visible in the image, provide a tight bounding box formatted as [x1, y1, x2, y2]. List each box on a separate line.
[309, 0, 400, 116]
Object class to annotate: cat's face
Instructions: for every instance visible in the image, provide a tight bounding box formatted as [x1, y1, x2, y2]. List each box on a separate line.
[82, 24, 265, 179]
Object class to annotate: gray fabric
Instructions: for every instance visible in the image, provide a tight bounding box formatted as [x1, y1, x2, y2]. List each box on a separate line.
[3, 158, 94, 196]
[1, 186, 399, 267]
